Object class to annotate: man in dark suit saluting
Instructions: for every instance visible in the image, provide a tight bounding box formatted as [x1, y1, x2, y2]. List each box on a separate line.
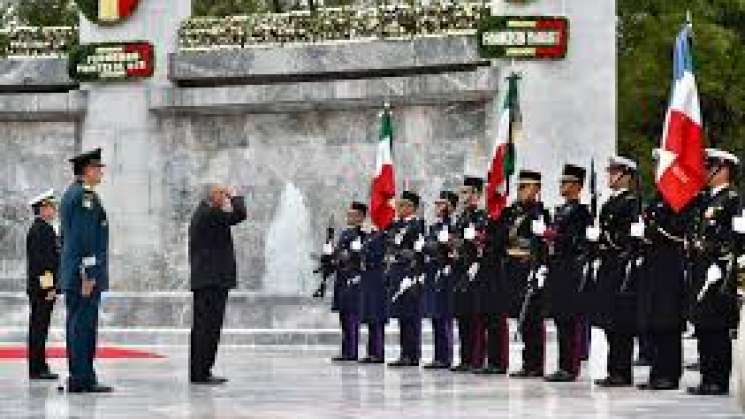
[189, 183, 247, 384]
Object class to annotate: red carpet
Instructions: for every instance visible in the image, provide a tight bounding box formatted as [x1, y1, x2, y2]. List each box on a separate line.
[0, 346, 164, 359]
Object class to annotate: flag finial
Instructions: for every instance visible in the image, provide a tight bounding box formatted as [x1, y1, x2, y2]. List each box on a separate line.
[686, 10, 693, 28]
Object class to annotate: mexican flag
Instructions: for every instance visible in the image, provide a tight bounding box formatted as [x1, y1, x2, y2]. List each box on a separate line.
[486, 75, 520, 220]
[98, 0, 139, 22]
[369, 106, 396, 230]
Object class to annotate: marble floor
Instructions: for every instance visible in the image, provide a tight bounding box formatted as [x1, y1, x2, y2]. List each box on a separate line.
[0, 338, 742, 419]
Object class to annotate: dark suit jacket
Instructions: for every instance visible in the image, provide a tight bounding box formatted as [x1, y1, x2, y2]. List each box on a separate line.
[26, 218, 59, 296]
[189, 196, 247, 290]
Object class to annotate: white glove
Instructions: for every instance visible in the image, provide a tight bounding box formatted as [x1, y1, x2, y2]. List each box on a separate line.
[630, 217, 645, 238]
[535, 265, 548, 288]
[322, 243, 334, 256]
[464, 224, 476, 241]
[467, 262, 479, 281]
[394, 231, 404, 246]
[437, 227, 449, 243]
[349, 276, 361, 285]
[733, 212, 745, 233]
[586, 226, 601, 242]
[738, 255, 745, 269]
[351, 238, 362, 252]
[414, 235, 425, 252]
[400, 276, 413, 291]
[531, 219, 546, 236]
[416, 274, 425, 285]
[697, 264, 723, 302]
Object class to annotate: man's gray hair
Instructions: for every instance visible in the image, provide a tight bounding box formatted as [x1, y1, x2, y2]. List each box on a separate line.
[201, 183, 219, 204]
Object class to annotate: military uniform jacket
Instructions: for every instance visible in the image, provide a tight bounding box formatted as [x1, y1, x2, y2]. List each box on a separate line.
[331, 226, 366, 315]
[637, 195, 693, 333]
[593, 190, 641, 330]
[360, 229, 388, 323]
[385, 217, 425, 318]
[690, 186, 742, 330]
[26, 218, 60, 296]
[59, 181, 109, 293]
[422, 218, 456, 319]
[545, 199, 592, 317]
[452, 207, 488, 317]
[494, 201, 550, 317]
[189, 196, 247, 291]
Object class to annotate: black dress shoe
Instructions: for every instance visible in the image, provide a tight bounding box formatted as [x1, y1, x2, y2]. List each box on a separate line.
[331, 356, 357, 362]
[637, 379, 678, 390]
[359, 357, 384, 364]
[685, 362, 700, 371]
[423, 361, 450, 370]
[686, 383, 729, 396]
[510, 369, 544, 378]
[30, 372, 59, 381]
[191, 376, 227, 385]
[450, 364, 471, 372]
[473, 366, 507, 375]
[388, 358, 415, 367]
[594, 376, 632, 387]
[87, 384, 114, 393]
[544, 370, 576, 382]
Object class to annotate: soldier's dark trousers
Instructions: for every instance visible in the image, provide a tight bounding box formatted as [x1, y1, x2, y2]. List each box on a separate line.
[399, 316, 422, 362]
[456, 316, 473, 366]
[554, 316, 581, 376]
[366, 322, 385, 360]
[649, 331, 682, 384]
[577, 317, 591, 361]
[637, 334, 654, 361]
[521, 316, 545, 373]
[432, 317, 453, 365]
[65, 291, 100, 388]
[190, 287, 228, 380]
[339, 313, 360, 359]
[604, 329, 634, 382]
[28, 294, 54, 376]
[472, 315, 509, 369]
[697, 330, 732, 389]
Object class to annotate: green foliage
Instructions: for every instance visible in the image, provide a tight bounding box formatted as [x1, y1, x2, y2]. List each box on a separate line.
[618, 0, 745, 196]
[17, 0, 77, 26]
[193, 0, 267, 16]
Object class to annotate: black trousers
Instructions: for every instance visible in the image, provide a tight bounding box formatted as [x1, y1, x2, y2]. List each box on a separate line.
[554, 316, 580, 376]
[485, 315, 509, 369]
[604, 329, 634, 382]
[190, 287, 229, 380]
[520, 315, 545, 373]
[697, 329, 732, 389]
[28, 294, 54, 376]
[649, 331, 682, 384]
[455, 316, 472, 366]
[637, 333, 654, 361]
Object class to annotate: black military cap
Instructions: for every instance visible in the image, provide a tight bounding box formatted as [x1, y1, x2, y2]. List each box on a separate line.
[560, 164, 586, 184]
[608, 156, 638, 172]
[436, 190, 458, 208]
[69, 148, 105, 176]
[518, 170, 542, 184]
[350, 201, 368, 216]
[463, 176, 484, 192]
[705, 148, 740, 167]
[400, 190, 420, 208]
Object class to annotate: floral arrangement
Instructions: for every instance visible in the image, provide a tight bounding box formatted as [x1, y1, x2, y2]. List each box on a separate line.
[179, 1, 486, 51]
[0, 25, 77, 58]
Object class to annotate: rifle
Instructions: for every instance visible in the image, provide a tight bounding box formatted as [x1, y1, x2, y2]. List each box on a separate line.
[312, 216, 336, 298]
[579, 158, 600, 293]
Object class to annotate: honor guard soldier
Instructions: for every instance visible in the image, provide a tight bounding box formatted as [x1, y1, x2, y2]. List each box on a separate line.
[421, 190, 458, 369]
[59, 148, 112, 393]
[451, 177, 488, 372]
[26, 190, 60, 380]
[359, 217, 388, 364]
[386, 191, 425, 367]
[591, 156, 642, 387]
[687, 149, 742, 395]
[636, 149, 695, 391]
[544, 164, 593, 382]
[497, 170, 551, 378]
[331, 202, 368, 362]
